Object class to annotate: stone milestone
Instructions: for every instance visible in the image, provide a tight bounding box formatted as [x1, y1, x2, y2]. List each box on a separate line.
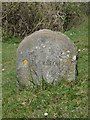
[16, 29, 78, 87]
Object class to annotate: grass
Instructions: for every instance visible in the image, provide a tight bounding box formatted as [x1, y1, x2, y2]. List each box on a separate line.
[2, 18, 88, 118]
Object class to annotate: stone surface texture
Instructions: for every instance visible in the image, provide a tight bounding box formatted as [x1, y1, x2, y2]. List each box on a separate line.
[16, 29, 78, 87]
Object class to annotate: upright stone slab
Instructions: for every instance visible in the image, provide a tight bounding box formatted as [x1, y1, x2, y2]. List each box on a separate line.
[16, 29, 78, 87]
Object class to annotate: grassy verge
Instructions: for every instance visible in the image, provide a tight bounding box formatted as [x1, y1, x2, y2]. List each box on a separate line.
[2, 18, 88, 118]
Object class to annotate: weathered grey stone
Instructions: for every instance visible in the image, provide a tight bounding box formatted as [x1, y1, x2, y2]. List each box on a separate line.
[16, 29, 78, 87]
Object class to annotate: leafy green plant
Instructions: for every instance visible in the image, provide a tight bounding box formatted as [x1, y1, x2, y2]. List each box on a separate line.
[2, 2, 88, 41]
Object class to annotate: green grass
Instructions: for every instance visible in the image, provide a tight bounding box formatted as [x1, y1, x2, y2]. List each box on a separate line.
[2, 18, 88, 118]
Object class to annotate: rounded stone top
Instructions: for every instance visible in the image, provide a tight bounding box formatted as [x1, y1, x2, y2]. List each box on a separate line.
[17, 29, 77, 54]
